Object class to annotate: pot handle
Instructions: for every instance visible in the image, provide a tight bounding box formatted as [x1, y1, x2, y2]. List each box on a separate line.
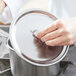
[0, 68, 11, 74]
[0, 29, 9, 38]
[6, 39, 15, 51]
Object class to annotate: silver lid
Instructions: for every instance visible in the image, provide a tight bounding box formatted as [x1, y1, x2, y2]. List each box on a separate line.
[10, 9, 69, 66]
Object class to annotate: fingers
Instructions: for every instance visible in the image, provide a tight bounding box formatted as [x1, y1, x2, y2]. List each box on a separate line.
[37, 19, 64, 39]
[57, 41, 71, 46]
[41, 28, 65, 42]
[45, 35, 70, 46]
[37, 19, 75, 46]
[37, 22, 58, 38]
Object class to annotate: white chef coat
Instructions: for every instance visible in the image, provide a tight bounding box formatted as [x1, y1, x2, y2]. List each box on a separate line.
[0, 0, 76, 24]
[0, 0, 29, 24]
[48, 0, 76, 18]
[0, 6, 12, 24]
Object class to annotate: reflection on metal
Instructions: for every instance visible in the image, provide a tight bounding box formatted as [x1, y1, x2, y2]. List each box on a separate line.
[56, 61, 74, 76]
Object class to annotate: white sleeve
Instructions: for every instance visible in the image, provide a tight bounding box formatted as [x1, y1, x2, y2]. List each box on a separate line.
[0, 6, 12, 24]
[3, 0, 29, 18]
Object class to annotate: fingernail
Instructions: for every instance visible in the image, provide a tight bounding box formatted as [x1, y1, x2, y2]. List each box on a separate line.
[37, 33, 41, 39]
[45, 42, 49, 45]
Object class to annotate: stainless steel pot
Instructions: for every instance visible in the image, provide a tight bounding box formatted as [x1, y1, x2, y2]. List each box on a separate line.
[0, 9, 69, 76]
[7, 39, 60, 76]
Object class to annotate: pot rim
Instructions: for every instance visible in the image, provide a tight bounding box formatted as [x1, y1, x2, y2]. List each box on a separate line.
[9, 9, 69, 66]
[7, 39, 69, 66]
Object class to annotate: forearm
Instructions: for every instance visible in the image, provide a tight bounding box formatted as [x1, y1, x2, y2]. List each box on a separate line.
[3, 0, 28, 18]
[20, 0, 49, 12]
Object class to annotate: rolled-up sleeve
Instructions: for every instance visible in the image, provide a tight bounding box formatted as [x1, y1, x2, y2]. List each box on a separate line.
[0, 6, 12, 24]
[3, 0, 29, 18]
[0, 0, 29, 24]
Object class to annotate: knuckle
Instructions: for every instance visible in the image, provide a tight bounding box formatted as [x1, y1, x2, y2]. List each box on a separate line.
[57, 29, 65, 36]
[45, 28, 49, 32]
[56, 19, 64, 27]
[41, 37, 44, 41]
[68, 40, 73, 45]
[58, 29, 64, 34]
[64, 30, 69, 34]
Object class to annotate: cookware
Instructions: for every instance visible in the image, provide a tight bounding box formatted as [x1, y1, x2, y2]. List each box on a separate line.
[0, 9, 69, 76]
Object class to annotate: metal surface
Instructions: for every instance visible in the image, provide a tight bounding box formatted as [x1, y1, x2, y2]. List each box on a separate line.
[9, 44, 60, 76]
[10, 9, 69, 66]
[0, 25, 76, 76]
[0, 25, 12, 76]
[8, 42, 75, 76]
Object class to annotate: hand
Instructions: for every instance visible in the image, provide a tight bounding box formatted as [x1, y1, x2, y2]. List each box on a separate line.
[0, 0, 6, 13]
[37, 18, 76, 46]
